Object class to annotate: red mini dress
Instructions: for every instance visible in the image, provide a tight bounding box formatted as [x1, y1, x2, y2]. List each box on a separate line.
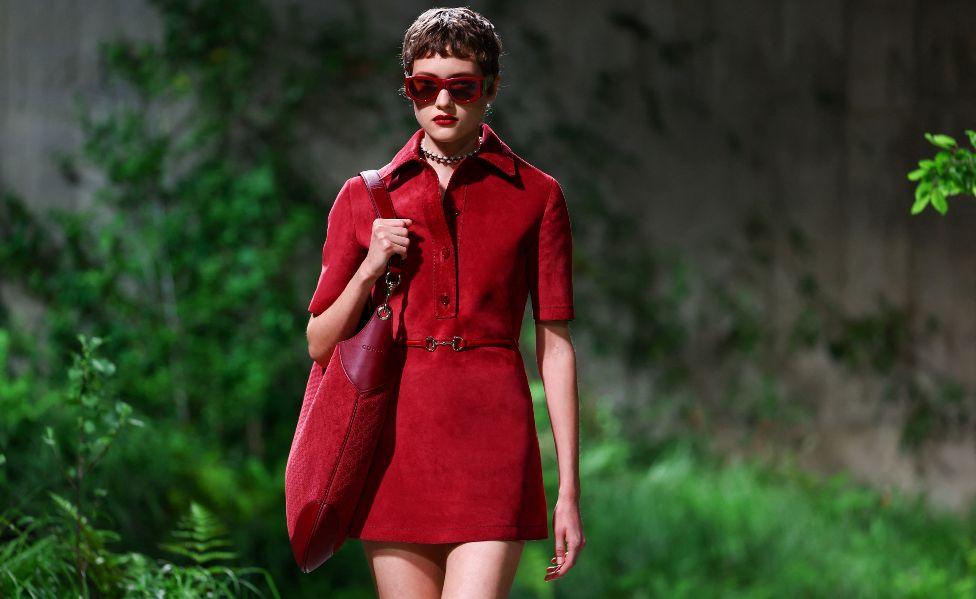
[306, 121, 575, 544]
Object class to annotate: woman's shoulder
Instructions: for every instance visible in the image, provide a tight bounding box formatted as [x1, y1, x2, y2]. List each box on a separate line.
[509, 155, 566, 216]
[325, 174, 374, 246]
[334, 171, 384, 210]
[493, 148, 560, 212]
[338, 171, 370, 192]
[505, 146, 556, 184]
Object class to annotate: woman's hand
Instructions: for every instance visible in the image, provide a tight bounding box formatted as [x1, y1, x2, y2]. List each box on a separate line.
[359, 217, 412, 281]
[545, 494, 585, 582]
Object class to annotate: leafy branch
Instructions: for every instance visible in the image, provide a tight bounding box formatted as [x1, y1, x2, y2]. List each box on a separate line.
[908, 130, 976, 215]
[40, 334, 144, 593]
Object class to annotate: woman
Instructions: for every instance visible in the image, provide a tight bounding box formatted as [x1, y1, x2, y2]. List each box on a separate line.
[305, 7, 585, 598]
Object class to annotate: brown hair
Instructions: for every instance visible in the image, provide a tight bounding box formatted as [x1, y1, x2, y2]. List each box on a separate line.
[400, 7, 503, 96]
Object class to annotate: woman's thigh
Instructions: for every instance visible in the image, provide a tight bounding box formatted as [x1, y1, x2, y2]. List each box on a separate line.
[360, 540, 452, 599]
[441, 540, 526, 599]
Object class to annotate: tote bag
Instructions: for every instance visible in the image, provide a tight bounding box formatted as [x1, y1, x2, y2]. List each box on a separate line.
[285, 169, 403, 573]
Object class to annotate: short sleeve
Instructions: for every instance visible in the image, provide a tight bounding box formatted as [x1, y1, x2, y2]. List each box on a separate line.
[307, 179, 367, 317]
[527, 178, 575, 322]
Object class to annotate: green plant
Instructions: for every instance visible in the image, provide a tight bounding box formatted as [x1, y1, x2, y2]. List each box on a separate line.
[0, 499, 280, 597]
[0, 335, 278, 597]
[0, 0, 390, 592]
[518, 428, 976, 598]
[159, 501, 237, 565]
[908, 131, 976, 214]
[140, 501, 279, 598]
[40, 334, 143, 592]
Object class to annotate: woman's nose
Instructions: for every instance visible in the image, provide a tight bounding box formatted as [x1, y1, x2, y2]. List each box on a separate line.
[435, 87, 453, 107]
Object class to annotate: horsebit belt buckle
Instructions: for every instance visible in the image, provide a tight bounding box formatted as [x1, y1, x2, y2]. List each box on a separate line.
[424, 335, 463, 352]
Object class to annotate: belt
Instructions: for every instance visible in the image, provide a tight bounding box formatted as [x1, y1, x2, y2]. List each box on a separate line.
[397, 335, 518, 352]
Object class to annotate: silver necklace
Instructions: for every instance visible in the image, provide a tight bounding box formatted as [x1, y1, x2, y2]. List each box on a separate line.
[420, 133, 483, 165]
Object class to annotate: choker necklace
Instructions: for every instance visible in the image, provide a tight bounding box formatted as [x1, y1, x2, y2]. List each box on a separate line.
[420, 133, 483, 165]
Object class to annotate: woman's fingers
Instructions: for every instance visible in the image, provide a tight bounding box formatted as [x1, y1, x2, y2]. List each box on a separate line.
[379, 232, 410, 246]
[378, 233, 409, 258]
[561, 537, 582, 571]
[372, 217, 412, 231]
[545, 526, 585, 581]
[544, 533, 567, 581]
[377, 223, 410, 237]
[372, 218, 411, 259]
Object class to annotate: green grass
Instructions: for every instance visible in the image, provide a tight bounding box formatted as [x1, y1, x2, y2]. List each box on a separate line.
[515, 435, 976, 598]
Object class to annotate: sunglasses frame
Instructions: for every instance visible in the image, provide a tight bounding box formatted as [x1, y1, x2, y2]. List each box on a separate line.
[403, 74, 492, 105]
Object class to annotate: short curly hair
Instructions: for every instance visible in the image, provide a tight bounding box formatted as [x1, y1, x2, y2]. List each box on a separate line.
[400, 7, 503, 96]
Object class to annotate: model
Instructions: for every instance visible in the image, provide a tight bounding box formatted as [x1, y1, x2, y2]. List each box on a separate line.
[304, 7, 585, 598]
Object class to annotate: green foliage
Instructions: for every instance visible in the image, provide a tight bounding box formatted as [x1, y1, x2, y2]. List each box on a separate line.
[40, 334, 142, 592]
[908, 130, 976, 214]
[0, 500, 278, 598]
[0, 334, 276, 597]
[44, 335, 144, 490]
[47, 491, 127, 593]
[516, 423, 976, 597]
[132, 501, 279, 598]
[0, 512, 76, 597]
[0, 0, 391, 594]
[159, 501, 237, 565]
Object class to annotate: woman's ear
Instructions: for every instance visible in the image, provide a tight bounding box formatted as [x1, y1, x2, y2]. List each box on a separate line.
[486, 74, 501, 101]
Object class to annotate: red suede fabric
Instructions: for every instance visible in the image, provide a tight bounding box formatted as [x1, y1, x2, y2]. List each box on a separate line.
[306, 122, 575, 543]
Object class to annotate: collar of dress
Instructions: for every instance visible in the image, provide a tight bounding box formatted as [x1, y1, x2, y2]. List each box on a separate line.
[378, 121, 518, 183]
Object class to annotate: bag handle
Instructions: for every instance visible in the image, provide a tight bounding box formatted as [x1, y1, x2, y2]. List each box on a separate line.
[359, 169, 403, 318]
[360, 169, 395, 217]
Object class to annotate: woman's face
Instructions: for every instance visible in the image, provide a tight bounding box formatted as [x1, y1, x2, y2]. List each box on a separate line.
[408, 52, 498, 147]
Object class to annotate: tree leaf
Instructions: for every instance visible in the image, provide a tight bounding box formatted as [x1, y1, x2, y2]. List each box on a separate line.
[907, 168, 926, 181]
[925, 132, 957, 149]
[910, 194, 930, 215]
[914, 181, 931, 201]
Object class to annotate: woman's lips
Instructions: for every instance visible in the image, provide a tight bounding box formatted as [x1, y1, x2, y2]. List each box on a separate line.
[433, 115, 458, 125]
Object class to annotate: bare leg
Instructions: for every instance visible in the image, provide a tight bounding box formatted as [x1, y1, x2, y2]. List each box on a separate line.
[441, 540, 525, 599]
[361, 540, 452, 599]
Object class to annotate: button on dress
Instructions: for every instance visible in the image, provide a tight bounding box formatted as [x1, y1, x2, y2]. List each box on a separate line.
[306, 121, 575, 543]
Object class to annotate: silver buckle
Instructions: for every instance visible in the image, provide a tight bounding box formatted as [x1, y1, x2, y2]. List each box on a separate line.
[376, 267, 400, 321]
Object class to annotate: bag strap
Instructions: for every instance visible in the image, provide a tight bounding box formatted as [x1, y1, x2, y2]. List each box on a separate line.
[359, 169, 404, 305]
[360, 169, 395, 219]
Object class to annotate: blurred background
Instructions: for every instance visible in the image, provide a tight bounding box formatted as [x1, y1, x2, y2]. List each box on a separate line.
[2, 0, 976, 596]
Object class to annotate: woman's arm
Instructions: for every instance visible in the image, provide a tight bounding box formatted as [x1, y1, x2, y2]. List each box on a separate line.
[537, 320, 580, 498]
[536, 320, 586, 581]
[306, 263, 378, 367]
[535, 321, 580, 501]
[306, 216, 412, 368]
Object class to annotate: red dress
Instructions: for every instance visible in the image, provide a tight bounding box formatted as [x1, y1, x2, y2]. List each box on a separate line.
[306, 121, 575, 543]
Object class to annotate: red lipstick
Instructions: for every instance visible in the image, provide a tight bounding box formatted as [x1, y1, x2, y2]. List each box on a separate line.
[433, 114, 458, 125]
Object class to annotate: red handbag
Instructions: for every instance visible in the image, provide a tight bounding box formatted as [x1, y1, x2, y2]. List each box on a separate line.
[285, 169, 404, 573]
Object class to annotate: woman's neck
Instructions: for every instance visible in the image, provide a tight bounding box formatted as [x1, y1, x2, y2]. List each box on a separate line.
[422, 126, 482, 159]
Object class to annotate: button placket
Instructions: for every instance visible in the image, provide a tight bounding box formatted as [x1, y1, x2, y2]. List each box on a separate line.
[421, 162, 462, 319]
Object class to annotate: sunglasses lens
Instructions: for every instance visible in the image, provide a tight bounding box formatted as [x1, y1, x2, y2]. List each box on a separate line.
[447, 79, 480, 103]
[406, 77, 439, 101]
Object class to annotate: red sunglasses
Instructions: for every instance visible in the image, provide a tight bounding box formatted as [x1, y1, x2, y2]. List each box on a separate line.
[403, 74, 491, 104]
